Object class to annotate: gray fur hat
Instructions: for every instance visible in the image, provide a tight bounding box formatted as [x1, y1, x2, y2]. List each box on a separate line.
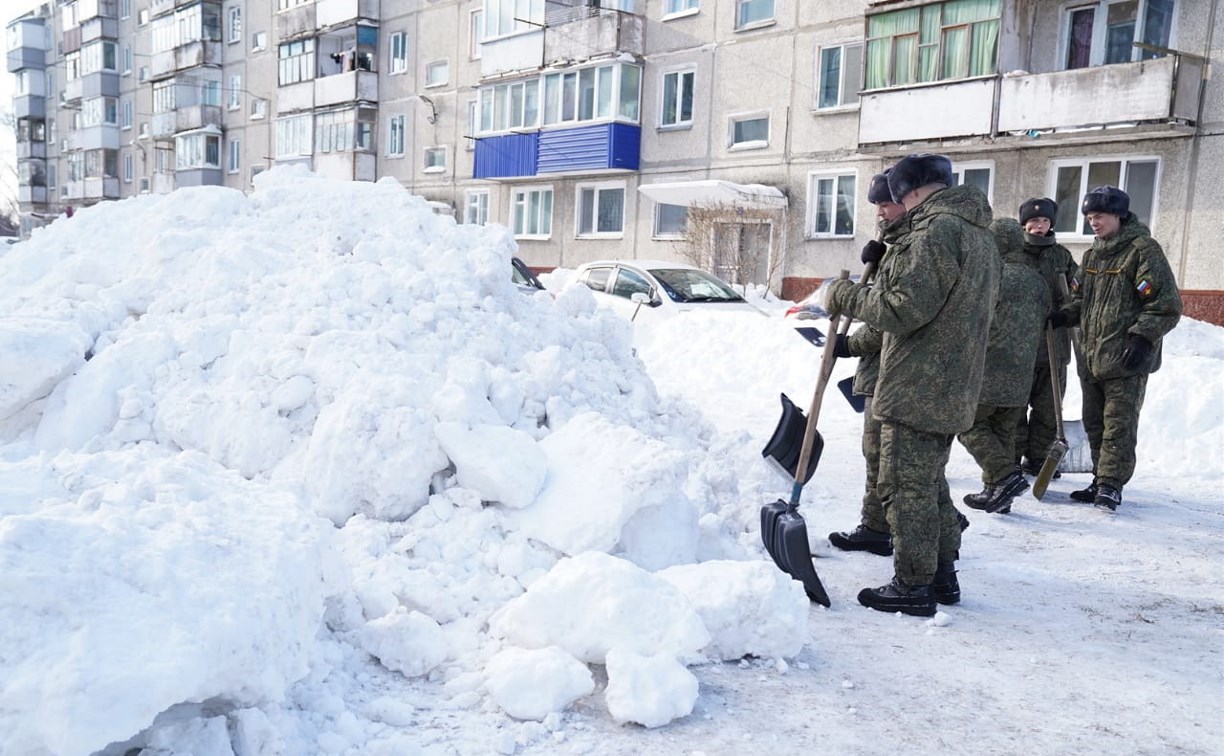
[888, 154, 953, 203]
[1081, 186, 1129, 217]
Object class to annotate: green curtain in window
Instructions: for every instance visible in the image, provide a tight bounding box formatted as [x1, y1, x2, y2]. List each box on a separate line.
[893, 34, 918, 85]
[942, 0, 999, 24]
[942, 27, 969, 80]
[969, 20, 999, 76]
[866, 8, 919, 88]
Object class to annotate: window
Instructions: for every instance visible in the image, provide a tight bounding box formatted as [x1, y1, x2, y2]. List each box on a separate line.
[151, 4, 222, 52]
[478, 63, 641, 134]
[388, 115, 405, 156]
[425, 60, 449, 88]
[1064, 0, 1174, 69]
[138, 9, 149, 25]
[653, 202, 688, 238]
[466, 100, 477, 150]
[1051, 157, 1159, 236]
[808, 172, 856, 238]
[227, 6, 241, 44]
[176, 132, 221, 170]
[424, 147, 447, 172]
[464, 189, 490, 225]
[274, 114, 313, 159]
[576, 182, 626, 237]
[484, 0, 545, 39]
[660, 70, 695, 127]
[228, 138, 240, 173]
[279, 39, 316, 85]
[139, 66, 148, 82]
[228, 75, 242, 109]
[119, 0, 131, 18]
[278, 0, 311, 9]
[138, 176, 149, 193]
[389, 32, 407, 73]
[122, 45, 132, 74]
[729, 113, 769, 148]
[252, 31, 267, 52]
[123, 152, 133, 182]
[80, 40, 117, 75]
[865, 0, 1000, 89]
[664, 0, 699, 17]
[951, 161, 993, 203]
[817, 43, 863, 109]
[316, 110, 367, 153]
[201, 79, 221, 107]
[470, 10, 483, 59]
[736, 0, 774, 28]
[82, 149, 118, 179]
[121, 100, 132, 129]
[511, 186, 553, 238]
[250, 98, 268, 119]
[152, 80, 176, 114]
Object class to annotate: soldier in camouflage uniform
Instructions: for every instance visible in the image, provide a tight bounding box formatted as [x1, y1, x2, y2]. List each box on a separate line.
[827, 172, 903, 557]
[1048, 186, 1181, 512]
[959, 218, 1050, 514]
[824, 154, 999, 617]
[1015, 198, 1078, 476]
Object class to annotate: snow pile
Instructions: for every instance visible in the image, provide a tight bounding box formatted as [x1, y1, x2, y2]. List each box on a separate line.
[0, 168, 808, 754]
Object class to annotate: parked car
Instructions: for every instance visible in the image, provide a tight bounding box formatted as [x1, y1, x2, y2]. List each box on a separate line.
[512, 257, 545, 293]
[573, 260, 762, 321]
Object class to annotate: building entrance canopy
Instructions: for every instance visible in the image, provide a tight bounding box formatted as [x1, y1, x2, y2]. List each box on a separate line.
[637, 180, 787, 210]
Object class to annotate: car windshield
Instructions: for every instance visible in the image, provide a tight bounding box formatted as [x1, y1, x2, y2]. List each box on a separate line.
[649, 268, 744, 304]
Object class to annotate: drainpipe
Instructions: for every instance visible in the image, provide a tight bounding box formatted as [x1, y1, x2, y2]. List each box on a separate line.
[1175, 0, 1218, 284]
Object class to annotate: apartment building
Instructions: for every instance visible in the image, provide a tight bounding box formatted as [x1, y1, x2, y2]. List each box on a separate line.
[7, 0, 1222, 321]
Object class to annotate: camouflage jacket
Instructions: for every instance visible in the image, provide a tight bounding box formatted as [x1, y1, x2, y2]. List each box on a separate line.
[1022, 232, 1078, 366]
[980, 220, 1050, 407]
[848, 214, 909, 397]
[828, 184, 1000, 435]
[1063, 214, 1181, 379]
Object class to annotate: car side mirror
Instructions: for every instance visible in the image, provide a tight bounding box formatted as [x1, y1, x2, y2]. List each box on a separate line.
[630, 292, 651, 305]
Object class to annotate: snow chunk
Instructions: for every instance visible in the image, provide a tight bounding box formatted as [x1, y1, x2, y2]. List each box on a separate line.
[488, 551, 710, 664]
[484, 646, 594, 721]
[434, 422, 547, 509]
[359, 607, 449, 678]
[604, 649, 698, 728]
[0, 318, 92, 422]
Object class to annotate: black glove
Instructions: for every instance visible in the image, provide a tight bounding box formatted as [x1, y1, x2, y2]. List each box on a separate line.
[1046, 310, 1072, 329]
[832, 334, 851, 359]
[1120, 335, 1152, 371]
[861, 240, 886, 266]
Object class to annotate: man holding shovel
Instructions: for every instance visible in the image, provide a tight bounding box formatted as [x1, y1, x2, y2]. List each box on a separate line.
[1047, 186, 1181, 512]
[823, 154, 999, 616]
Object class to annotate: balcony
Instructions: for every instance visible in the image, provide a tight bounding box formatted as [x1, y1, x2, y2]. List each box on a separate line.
[69, 126, 121, 152]
[480, 30, 544, 79]
[315, 70, 377, 107]
[81, 16, 119, 44]
[317, 0, 379, 28]
[63, 178, 120, 200]
[19, 186, 48, 204]
[17, 140, 47, 160]
[543, 8, 643, 68]
[63, 27, 82, 54]
[474, 122, 640, 180]
[277, 4, 317, 40]
[13, 95, 46, 120]
[7, 46, 46, 73]
[63, 78, 83, 104]
[150, 40, 222, 80]
[315, 151, 376, 182]
[858, 54, 1204, 152]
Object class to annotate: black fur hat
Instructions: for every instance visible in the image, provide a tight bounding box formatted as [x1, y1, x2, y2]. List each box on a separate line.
[867, 171, 893, 204]
[1018, 197, 1058, 226]
[1081, 185, 1129, 216]
[888, 154, 953, 203]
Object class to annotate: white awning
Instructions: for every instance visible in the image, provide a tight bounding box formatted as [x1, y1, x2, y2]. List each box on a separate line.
[637, 180, 788, 210]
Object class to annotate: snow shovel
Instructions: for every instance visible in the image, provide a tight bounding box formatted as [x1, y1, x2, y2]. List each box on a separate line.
[759, 270, 850, 608]
[1031, 323, 1068, 500]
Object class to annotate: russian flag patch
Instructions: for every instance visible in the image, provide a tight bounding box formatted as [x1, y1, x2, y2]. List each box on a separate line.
[1136, 279, 1153, 299]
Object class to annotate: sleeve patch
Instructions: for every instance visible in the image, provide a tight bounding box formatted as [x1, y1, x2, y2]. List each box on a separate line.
[1136, 279, 1154, 299]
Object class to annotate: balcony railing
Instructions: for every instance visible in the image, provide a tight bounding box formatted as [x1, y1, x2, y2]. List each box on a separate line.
[543, 8, 643, 67]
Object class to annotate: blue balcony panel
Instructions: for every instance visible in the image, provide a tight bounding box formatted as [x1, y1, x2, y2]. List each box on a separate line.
[538, 123, 639, 174]
[473, 132, 539, 180]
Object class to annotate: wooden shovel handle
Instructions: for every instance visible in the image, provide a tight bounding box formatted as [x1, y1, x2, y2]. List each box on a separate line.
[791, 268, 852, 493]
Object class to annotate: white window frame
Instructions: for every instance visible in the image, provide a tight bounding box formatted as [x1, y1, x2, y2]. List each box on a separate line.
[951, 160, 995, 205]
[228, 74, 242, 109]
[123, 152, 133, 182]
[511, 185, 554, 240]
[423, 146, 447, 173]
[659, 68, 695, 128]
[469, 10, 483, 60]
[815, 42, 863, 110]
[389, 31, 408, 74]
[1046, 155, 1162, 239]
[574, 181, 627, 239]
[806, 170, 858, 239]
[466, 100, 477, 150]
[251, 31, 267, 52]
[464, 188, 490, 225]
[228, 138, 240, 173]
[274, 114, 313, 159]
[484, 0, 545, 41]
[388, 114, 405, 157]
[735, 0, 774, 30]
[122, 44, 132, 75]
[121, 99, 132, 130]
[425, 59, 449, 88]
[728, 111, 770, 150]
[653, 201, 688, 239]
[663, 0, 699, 19]
[227, 6, 241, 44]
[119, 0, 131, 19]
[1060, 0, 1176, 69]
[250, 98, 269, 119]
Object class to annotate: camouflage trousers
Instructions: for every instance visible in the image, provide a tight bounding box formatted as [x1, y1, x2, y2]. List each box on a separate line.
[959, 404, 1026, 483]
[1016, 362, 1068, 464]
[859, 396, 887, 533]
[1081, 371, 1148, 491]
[879, 420, 962, 586]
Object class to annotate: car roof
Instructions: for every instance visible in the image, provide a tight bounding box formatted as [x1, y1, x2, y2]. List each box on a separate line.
[576, 259, 701, 273]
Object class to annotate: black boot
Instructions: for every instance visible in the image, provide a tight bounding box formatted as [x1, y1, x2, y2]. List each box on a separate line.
[858, 576, 936, 617]
[962, 485, 991, 507]
[1093, 483, 1122, 512]
[828, 525, 893, 556]
[955, 507, 970, 532]
[932, 561, 960, 605]
[966, 469, 1028, 514]
[1070, 482, 1098, 503]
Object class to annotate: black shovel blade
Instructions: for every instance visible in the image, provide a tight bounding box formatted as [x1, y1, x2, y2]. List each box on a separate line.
[837, 377, 866, 414]
[774, 509, 831, 607]
[761, 394, 823, 484]
[760, 499, 791, 573]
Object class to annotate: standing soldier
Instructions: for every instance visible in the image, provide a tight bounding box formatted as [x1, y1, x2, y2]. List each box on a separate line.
[959, 218, 1050, 514]
[1015, 198, 1078, 476]
[1048, 186, 1181, 511]
[824, 154, 999, 616]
